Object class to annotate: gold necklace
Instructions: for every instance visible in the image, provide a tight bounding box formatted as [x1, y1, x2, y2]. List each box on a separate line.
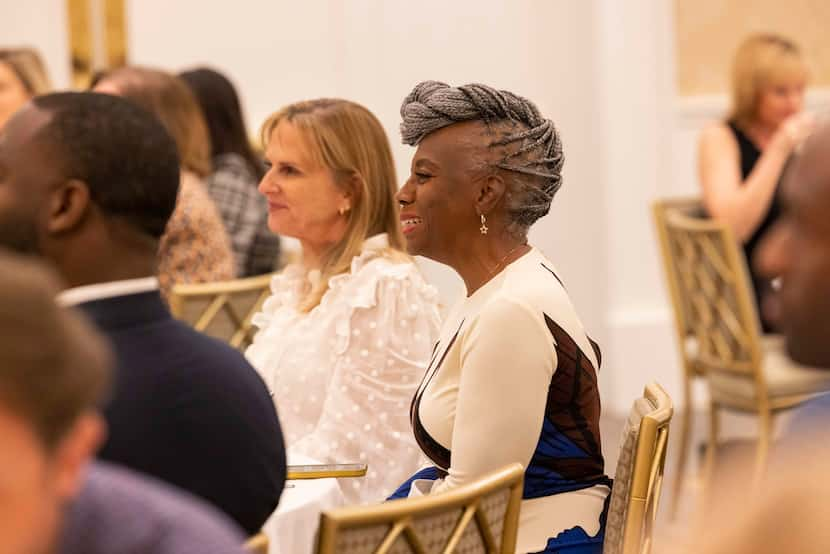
[488, 243, 529, 278]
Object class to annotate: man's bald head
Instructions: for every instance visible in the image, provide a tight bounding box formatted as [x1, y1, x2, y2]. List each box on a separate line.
[756, 121, 830, 366]
[791, 122, 830, 194]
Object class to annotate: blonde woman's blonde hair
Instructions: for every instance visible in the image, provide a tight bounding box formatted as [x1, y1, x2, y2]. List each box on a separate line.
[0, 47, 52, 95]
[261, 99, 407, 312]
[98, 66, 212, 177]
[729, 33, 809, 129]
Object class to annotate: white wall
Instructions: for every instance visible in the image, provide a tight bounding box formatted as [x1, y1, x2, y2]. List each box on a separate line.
[589, 0, 690, 414]
[0, 0, 71, 88]
[125, 0, 608, 332]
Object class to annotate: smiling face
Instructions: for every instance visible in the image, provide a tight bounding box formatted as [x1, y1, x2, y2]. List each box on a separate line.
[396, 121, 496, 264]
[755, 125, 830, 366]
[259, 121, 351, 251]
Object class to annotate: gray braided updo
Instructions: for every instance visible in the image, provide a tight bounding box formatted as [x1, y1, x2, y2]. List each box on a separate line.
[400, 80, 564, 234]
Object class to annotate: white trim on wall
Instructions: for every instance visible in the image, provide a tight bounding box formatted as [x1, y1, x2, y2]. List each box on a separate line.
[676, 87, 830, 120]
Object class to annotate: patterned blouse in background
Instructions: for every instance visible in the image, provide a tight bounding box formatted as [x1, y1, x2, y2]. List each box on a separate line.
[157, 171, 236, 299]
[207, 153, 281, 277]
[245, 234, 442, 505]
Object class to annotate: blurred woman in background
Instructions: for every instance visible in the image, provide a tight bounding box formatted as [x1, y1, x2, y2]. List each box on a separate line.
[698, 33, 812, 331]
[94, 67, 235, 297]
[0, 47, 51, 130]
[180, 67, 280, 277]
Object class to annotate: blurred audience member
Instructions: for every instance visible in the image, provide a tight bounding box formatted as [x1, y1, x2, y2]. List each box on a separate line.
[698, 33, 812, 331]
[389, 81, 609, 554]
[0, 47, 51, 130]
[0, 91, 285, 534]
[0, 250, 247, 554]
[672, 122, 830, 554]
[669, 453, 830, 554]
[246, 98, 440, 504]
[180, 67, 280, 276]
[756, 122, 830, 428]
[94, 67, 235, 295]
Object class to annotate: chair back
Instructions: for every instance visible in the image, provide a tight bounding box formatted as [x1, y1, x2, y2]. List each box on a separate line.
[244, 532, 269, 554]
[652, 198, 709, 377]
[604, 383, 673, 554]
[168, 273, 273, 351]
[657, 201, 765, 379]
[315, 463, 524, 554]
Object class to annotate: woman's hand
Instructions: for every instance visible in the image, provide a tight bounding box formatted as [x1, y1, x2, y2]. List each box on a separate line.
[772, 112, 815, 155]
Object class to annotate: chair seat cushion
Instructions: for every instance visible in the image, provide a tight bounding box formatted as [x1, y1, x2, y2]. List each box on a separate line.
[708, 335, 830, 402]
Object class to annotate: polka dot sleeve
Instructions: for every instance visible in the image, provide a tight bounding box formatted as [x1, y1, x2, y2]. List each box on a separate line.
[288, 266, 440, 504]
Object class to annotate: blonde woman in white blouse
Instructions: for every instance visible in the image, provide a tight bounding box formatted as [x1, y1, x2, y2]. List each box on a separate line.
[245, 99, 441, 504]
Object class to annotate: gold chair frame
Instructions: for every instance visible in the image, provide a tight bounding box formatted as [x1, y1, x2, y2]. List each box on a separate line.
[652, 198, 705, 517]
[244, 532, 269, 554]
[655, 199, 817, 499]
[315, 463, 524, 554]
[168, 273, 273, 351]
[287, 464, 368, 480]
[614, 383, 673, 554]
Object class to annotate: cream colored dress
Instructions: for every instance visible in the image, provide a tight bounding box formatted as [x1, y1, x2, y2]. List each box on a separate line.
[394, 248, 610, 553]
[246, 234, 441, 504]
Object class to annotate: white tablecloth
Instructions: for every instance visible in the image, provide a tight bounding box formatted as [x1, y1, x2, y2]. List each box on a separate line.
[264, 455, 345, 554]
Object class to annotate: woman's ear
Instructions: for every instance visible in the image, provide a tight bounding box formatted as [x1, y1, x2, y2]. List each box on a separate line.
[46, 179, 91, 235]
[340, 172, 364, 212]
[475, 172, 507, 215]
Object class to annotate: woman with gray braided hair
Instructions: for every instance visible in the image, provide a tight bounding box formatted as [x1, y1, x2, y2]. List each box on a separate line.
[389, 81, 610, 553]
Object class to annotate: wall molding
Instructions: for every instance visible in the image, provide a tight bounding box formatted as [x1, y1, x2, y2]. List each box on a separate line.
[675, 87, 830, 121]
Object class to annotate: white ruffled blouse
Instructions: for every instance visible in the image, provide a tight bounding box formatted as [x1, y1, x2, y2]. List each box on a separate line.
[245, 234, 441, 504]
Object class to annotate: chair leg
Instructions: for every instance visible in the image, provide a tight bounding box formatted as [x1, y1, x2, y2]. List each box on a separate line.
[670, 378, 694, 520]
[753, 408, 773, 486]
[701, 400, 720, 510]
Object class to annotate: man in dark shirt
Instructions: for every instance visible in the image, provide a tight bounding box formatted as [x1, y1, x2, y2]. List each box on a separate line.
[0, 92, 286, 534]
[0, 250, 247, 554]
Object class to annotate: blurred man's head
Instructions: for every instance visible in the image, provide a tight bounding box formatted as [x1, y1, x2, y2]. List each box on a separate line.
[756, 123, 830, 366]
[0, 251, 111, 554]
[0, 92, 180, 286]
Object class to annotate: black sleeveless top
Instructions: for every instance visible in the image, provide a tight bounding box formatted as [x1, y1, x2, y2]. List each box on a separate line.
[727, 121, 781, 332]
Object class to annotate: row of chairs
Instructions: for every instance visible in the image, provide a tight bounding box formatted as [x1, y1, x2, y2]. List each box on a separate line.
[243, 383, 672, 554]
[652, 198, 830, 516]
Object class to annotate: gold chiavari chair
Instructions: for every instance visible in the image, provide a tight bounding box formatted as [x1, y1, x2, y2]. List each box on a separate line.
[603, 382, 673, 554]
[652, 197, 706, 517]
[658, 200, 830, 497]
[315, 463, 524, 554]
[168, 273, 273, 351]
[244, 532, 269, 554]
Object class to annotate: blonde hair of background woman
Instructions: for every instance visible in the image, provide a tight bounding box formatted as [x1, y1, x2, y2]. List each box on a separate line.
[98, 66, 212, 177]
[261, 99, 407, 312]
[0, 47, 52, 96]
[729, 33, 810, 129]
